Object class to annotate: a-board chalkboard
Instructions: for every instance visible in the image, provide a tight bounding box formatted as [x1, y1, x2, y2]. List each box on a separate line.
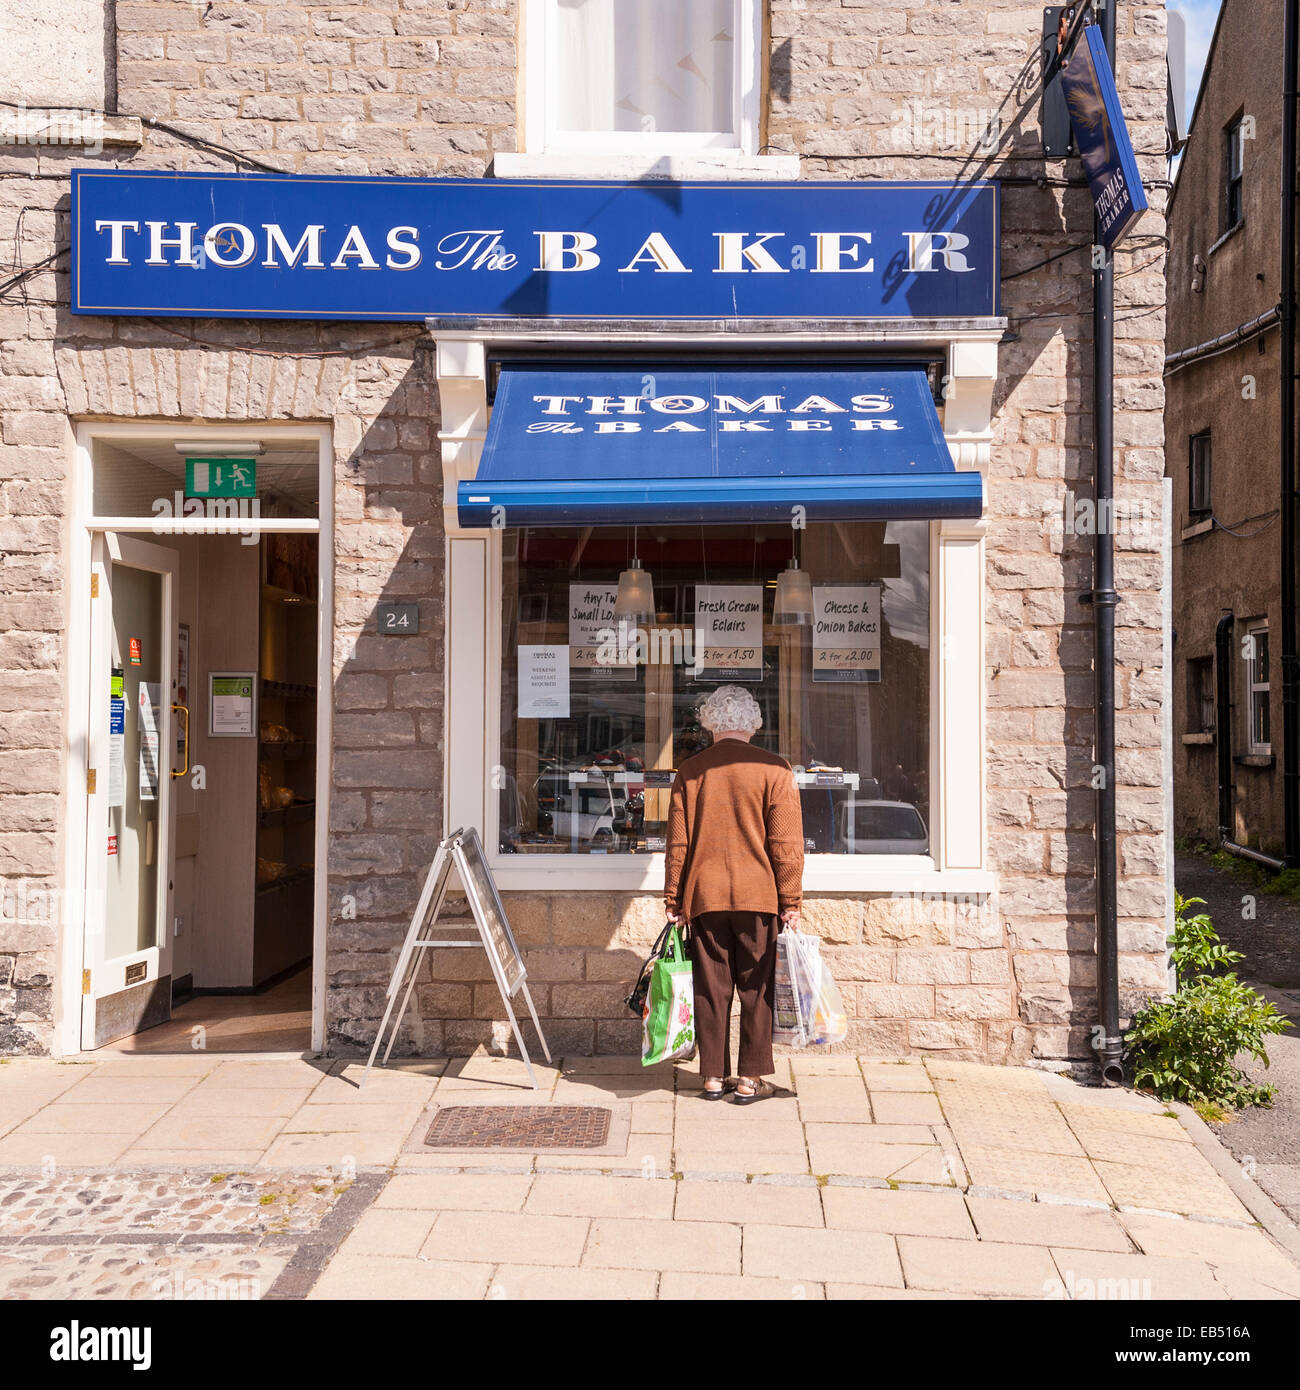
[364, 826, 550, 1088]
[452, 825, 526, 998]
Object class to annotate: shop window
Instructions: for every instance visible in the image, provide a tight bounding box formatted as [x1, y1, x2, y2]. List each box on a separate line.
[1187, 656, 1215, 735]
[1246, 622, 1271, 754]
[1188, 430, 1211, 517]
[1225, 115, 1244, 232]
[525, 0, 761, 154]
[498, 522, 931, 859]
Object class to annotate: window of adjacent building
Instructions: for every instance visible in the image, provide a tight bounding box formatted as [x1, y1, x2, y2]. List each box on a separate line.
[1187, 655, 1215, 734]
[1246, 622, 1271, 754]
[1189, 430, 1212, 516]
[1226, 116, 1244, 231]
[526, 0, 761, 154]
[497, 522, 931, 860]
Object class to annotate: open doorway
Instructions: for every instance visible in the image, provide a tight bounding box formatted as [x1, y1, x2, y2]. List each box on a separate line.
[68, 427, 331, 1056]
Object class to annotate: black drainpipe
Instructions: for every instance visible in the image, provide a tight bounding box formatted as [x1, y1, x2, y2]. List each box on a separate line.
[1282, 0, 1300, 868]
[1086, 1, 1124, 1087]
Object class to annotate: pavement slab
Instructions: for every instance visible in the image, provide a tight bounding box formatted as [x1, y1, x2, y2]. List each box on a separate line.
[1, 1048, 1298, 1300]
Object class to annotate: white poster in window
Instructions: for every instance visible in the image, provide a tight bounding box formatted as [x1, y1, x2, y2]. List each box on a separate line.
[568, 583, 636, 679]
[693, 584, 763, 682]
[812, 585, 881, 683]
[518, 645, 570, 719]
[209, 673, 256, 737]
[108, 694, 126, 809]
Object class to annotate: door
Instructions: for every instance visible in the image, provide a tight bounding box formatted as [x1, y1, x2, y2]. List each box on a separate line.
[82, 534, 179, 1049]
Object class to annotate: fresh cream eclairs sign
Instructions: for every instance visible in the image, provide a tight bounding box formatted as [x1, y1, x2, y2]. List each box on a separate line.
[71, 170, 999, 322]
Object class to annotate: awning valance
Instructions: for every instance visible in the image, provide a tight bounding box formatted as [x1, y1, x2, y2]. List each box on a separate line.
[456, 365, 983, 528]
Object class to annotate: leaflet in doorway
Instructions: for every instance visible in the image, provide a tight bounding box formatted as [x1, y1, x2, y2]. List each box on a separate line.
[693, 585, 763, 682]
[518, 645, 570, 719]
[813, 585, 881, 683]
[138, 681, 161, 801]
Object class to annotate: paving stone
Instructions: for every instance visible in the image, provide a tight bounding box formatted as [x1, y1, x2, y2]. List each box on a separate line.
[201, 1062, 328, 1090]
[308, 1255, 493, 1300]
[57, 1076, 200, 1106]
[804, 1121, 935, 1146]
[0, 1132, 134, 1166]
[552, 1079, 676, 1104]
[559, 1056, 652, 1076]
[958, 1145, 1111, 1204]
[280, 1103, 424, 1134]
[85, 1057, 220, 1079]
[117, 1148, 268, 1167]
[825, 1283, 981, 1299]
[822, 1187, 975, 1239]
[870, 1092, 945, 1125]
[585, 1216, 740, 1274]
[489, 1264, 658, 1300]
[1118, 1212, 1300, 1294]
[132, 1115, 286, 1151]
[674, 1118, 807, 1153]
[862, 1062, 934, 1091]
[674, 1178, 824, 1228]
[795, 1099, 876, 1124]
[260, 1131, 408, 1168]
[966, 1195, 1131, 1251]
[807, 1138, 936, 1180]
[1048, 1248, 1228, 1301]
[1093, 1158, 1252, 1223]
[167, 1088, 315, 1117]
[743, 1224, 903, 1286]
[673, 1148, 810, 1176]
[421, 1209, 589, 1266]
[1059, 1102, 1192, 1146]
[14, 1103, 174, 1135]
[525, 1173, 674, 1219]
[898, 1235, 1059, 1297]
[659, 1271, 825, 1299]
[335, 1207, 436, 1258]
[374, 1173, 533, 1212]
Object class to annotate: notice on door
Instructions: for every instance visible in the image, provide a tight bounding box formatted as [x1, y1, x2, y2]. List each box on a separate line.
[812, 585, 881, 683]
[138, 681, 161, 801]
[209, 673, 256, 737]
[517, 646, 570, 719]
[108, 690, 126, 809]
[693, 585, 763, 683]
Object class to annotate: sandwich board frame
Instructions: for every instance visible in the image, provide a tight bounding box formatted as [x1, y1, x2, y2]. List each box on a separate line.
[363, 826, 551, 1088]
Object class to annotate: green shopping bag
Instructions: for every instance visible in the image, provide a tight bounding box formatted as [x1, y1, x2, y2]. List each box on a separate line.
[641, 924, 696, 1066]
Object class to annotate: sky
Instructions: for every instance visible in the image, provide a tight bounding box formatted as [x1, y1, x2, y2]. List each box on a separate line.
[1168, 0, 1222, 119]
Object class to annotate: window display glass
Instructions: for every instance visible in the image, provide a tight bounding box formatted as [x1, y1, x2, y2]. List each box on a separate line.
[498, 522, 930, 857]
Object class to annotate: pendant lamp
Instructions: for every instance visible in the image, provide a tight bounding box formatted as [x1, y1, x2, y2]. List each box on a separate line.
[773, 556, 814, 625]
[614, 528, 655, 629]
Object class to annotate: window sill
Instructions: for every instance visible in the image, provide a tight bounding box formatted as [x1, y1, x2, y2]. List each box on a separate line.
[1235, 752, 1275, 768]
[1182, 518, 1214, 540]
[1209, 220, 1246, 257]
[492, 152, 802, 182]
[488, 854, 997, 896]
[1182, 732, 1215, 746]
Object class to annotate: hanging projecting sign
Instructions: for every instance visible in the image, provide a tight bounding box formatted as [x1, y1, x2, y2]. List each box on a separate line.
[70, 171, 1000, 321]
[1059, 25, 1150, 249]
[694, 585, 763, 683]
[813, 585, 882, 684]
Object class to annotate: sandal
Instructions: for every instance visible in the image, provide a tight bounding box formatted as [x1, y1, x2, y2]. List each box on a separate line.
[732, 1076, 774, 1106]
[701, 1076, 735, 1101]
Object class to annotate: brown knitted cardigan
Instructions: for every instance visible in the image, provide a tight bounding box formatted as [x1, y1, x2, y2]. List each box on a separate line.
[663, 738, 805, 918]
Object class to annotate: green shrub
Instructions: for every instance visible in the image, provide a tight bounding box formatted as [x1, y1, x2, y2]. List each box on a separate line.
[1124, 896, 1292, 1109]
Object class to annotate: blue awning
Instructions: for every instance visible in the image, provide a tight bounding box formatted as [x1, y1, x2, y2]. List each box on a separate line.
[457, 365, 983, 528]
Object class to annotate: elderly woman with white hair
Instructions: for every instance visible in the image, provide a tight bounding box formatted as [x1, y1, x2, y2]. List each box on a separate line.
[664, 684, 804, 1104]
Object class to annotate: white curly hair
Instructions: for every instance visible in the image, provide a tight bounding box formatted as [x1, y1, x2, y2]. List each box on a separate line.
[697, 684, 763, 735]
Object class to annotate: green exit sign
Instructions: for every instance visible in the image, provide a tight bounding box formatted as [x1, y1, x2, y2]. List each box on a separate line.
[186, 458, 257, 498]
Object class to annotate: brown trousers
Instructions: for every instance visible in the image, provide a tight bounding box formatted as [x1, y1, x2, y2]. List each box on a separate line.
[689, 911, 780, 1080]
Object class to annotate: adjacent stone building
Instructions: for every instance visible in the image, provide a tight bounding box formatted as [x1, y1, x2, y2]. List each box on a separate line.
[1165, 0, 1290, 857]
[0, 1, 1172, 1067]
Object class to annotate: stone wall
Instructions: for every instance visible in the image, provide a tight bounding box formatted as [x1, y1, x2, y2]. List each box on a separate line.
[0, 0, 1171, 1064]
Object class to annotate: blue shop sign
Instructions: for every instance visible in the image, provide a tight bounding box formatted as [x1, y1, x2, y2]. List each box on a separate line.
[70, 170, 1000, 322]
[1060, 25, 1149, 250]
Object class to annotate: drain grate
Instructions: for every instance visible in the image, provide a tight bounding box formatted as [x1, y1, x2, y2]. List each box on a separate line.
[424, 1105, 612, 1150]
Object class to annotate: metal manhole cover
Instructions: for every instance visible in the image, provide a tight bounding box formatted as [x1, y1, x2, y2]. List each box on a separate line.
[424, 1106, 612, 1150]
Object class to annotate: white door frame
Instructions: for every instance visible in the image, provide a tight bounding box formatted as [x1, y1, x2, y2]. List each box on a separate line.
[56, 421, 334, 1057]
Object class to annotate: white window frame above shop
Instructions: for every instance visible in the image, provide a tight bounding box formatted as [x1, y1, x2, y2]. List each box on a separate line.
[522, 0, 763, 157]
[433, 329, 1000, 897]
